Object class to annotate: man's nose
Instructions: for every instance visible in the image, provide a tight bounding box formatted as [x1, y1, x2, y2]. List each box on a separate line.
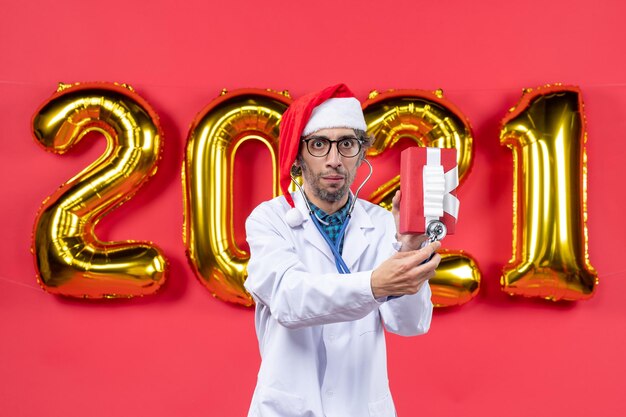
[325, 143, 343, 167]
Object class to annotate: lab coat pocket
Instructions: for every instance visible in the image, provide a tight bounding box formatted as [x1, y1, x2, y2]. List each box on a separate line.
[368, 392, 396, 417]
[256, 384, 306, 417]
[358, 311, 383, 337]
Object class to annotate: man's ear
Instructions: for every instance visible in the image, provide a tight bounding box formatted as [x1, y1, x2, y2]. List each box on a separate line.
[290, 162, 302, 177]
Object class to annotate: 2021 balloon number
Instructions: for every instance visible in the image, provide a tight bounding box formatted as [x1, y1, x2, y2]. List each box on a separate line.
[31, 82, 598, 306]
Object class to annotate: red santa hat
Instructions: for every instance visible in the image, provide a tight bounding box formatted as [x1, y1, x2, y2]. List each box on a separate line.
[279, 84, 367, 212]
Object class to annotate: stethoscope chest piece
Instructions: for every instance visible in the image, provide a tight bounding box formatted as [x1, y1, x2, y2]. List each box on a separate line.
[426, 220, 447, 242]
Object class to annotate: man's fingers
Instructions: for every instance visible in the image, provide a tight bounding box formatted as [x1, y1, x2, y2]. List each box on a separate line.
[392, 190, 401, 211]
[392, 242, 440, 273]
[395, 240, 440, 257]
[421, 253, 441, 270]
[407, 253, 441, 281]
[430, 240, 442, 250]
[411, 241, 440, 263]
[422, 240, 441, 253]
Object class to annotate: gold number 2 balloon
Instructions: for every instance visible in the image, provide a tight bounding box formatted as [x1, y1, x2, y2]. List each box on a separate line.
[31, 82, 167, 298]
[363, 89, 480, 307]
[500, 85, 598, 300]
[183, 89, 290, 306]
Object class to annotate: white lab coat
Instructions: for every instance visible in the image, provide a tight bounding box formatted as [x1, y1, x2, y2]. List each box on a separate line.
[244, 191, 433, 417]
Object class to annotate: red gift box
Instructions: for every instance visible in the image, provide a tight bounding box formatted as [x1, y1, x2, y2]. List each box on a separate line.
[399, 147, 459, 235]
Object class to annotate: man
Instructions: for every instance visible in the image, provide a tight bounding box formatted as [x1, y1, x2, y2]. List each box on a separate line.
[244, 84, 441, 417]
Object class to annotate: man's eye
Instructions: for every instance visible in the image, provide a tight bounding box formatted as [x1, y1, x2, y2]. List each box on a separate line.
[339, 139, 356, 148]
[312, 140, 327, 149]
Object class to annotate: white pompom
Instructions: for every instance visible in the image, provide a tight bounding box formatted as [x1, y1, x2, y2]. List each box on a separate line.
[285, 207, 304, 227]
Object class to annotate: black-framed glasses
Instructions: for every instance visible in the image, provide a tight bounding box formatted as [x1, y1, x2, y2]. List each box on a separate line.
[301, 136, 363, 158]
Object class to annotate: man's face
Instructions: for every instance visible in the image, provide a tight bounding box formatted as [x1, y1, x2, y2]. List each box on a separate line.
[296, 127, 362, 205]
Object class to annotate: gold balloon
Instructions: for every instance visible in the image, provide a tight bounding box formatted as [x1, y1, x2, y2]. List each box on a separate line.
[31, 82, 167, 298]
[431, 251, 481, 307]
[187, 88, 478, 307]
[363, 89, 480, 307]
[183, 89, 290, 306]
[500, 85, 598, 300]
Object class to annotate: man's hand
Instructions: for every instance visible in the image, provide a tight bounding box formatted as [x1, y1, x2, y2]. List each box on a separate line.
[392, 190, 428, 251]
[370, 241, 441, 299]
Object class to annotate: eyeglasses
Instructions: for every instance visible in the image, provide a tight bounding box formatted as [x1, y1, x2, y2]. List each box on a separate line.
[301, 136, 363, 158]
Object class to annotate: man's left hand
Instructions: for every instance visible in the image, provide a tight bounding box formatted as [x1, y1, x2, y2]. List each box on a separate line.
[392, 190, 429, 252]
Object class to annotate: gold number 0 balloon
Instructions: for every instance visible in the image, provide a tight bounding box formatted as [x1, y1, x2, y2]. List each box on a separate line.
[183, 89, 291, 306]
[363, 89, 480, 307]
[500, 85, 598, 300]
[31, 82, 167, 298]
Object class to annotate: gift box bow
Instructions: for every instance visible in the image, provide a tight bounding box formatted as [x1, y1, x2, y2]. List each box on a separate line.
[400, 147, 459, 235]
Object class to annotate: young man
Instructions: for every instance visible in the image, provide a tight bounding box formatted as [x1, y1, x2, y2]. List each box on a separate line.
[244, 84, 441, 417]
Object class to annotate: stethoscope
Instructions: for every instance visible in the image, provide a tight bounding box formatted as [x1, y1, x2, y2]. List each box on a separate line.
[289, 159, 374, 274]
[287, 158, 447, 277]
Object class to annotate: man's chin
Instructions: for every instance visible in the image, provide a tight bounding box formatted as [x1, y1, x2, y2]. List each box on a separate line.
[318, 188, 349, 203]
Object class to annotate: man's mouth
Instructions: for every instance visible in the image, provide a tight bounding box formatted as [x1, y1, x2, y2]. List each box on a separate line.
[322, 175, 345, 182]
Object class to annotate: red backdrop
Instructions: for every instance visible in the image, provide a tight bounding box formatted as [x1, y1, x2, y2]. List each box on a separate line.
[1, 1, 625, 416]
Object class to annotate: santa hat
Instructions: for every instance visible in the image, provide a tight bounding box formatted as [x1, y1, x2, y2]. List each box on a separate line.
[279, 84, 367, 215]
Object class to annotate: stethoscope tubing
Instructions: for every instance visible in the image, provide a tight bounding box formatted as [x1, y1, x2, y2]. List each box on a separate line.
[291, 158, 438, 298]
[309, 213, 351, 273]
[290, 159, 374, 274]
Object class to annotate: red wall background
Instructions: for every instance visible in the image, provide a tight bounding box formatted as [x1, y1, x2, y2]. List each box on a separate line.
[2, 1, 625, 416]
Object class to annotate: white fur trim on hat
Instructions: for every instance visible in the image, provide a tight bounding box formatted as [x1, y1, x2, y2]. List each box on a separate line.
[302, 97, 366, 136]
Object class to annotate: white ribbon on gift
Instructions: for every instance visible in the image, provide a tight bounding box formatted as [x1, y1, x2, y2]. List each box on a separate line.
[423, 147, 459, 230]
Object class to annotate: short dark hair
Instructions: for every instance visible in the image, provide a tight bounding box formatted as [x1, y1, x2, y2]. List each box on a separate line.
[290, 129, 373, 177]
[354, 129, 373, 150]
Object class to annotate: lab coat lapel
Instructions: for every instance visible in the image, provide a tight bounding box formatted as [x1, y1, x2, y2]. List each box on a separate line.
[342, 199, 374, 271]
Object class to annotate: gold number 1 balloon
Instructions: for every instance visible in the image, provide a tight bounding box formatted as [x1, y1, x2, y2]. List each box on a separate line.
[31, 82, 167, 298]
[500, 85, 598, 300]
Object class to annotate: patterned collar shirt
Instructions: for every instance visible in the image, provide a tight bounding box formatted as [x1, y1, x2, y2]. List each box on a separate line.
[309, 197, 351, 255]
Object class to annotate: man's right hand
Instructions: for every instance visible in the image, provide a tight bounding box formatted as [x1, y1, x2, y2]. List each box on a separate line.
[370, 241, 441, 299]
